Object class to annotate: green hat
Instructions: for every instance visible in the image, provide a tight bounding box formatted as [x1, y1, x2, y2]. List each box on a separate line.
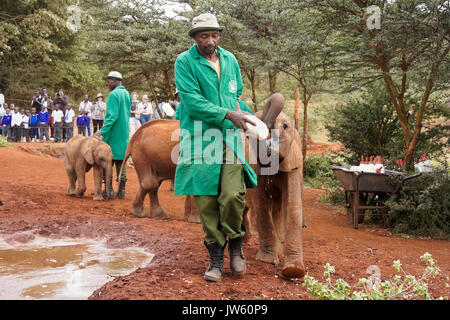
[188, 13, 224, 37]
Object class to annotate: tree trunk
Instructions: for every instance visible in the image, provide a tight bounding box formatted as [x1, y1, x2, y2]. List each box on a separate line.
[163, 69, 174, 101]
[268, 69, 278, 94]
[247, 69, 258, 112]
[148, 80, 163, 118]
[294, 88, 300, 131]
[301, 87, 312, 171]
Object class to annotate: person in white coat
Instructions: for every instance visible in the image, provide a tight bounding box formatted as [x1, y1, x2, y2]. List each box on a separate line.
[91, 93, 107, 133]
[129, 92, 141, 139]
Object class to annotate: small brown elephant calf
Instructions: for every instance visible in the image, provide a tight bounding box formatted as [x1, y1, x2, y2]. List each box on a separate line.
[64, 135, 113, 200]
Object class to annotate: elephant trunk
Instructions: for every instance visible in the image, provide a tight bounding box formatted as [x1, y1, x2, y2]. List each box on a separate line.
[261, 93, 285, 129]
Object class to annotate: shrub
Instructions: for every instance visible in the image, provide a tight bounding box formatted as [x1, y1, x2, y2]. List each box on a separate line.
[323, 81, 448, 166]
[303, 253, 448, 300]
[304, 154, 347, 206]
[324, 82, 401, 164]
[0, 136, 8, 147]
[385, 171, 450, 239]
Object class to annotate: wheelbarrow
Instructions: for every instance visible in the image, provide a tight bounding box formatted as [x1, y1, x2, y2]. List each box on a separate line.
[330, 166, 421, 229]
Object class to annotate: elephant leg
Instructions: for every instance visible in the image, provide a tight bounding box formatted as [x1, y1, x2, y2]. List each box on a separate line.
[281, 169, 305, 279]
[66, 166, 77, 196]
[149, 187, 169, 220]
[75, 171, 87, 197]
[255, 204, 279, 265]
[184, 195, 200, 223]
[92, 166, 104, 201]
[74, 160, 88, 197]
[131, 186, 148, 218]
[271, 193, 285, 262]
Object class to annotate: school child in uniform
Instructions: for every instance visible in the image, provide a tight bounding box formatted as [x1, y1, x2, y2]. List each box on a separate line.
[64, 104, 75, 141]
[21, 109, 30, 142]
[1, 108, 12, 141]
[38, 106, 50, 142]
[77, 114, 87, 136]
[29, 107, 39, 142]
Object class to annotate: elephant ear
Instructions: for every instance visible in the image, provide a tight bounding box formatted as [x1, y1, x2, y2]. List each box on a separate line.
[278, 129, 303, 172]
[80, 138, 97, 165]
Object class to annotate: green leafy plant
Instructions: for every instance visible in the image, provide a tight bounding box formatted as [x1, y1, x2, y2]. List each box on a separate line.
[304, 154, 347, 206]
[385, 171, 450, 239]
[0, 136, 9, 147]
[303, 253, 448, 300]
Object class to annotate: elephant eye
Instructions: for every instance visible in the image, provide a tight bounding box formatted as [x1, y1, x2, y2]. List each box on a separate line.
[283, 123, 289, 130]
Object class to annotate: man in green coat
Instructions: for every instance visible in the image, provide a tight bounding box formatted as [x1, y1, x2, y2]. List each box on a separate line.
[174, 13, 258, 282]
[96, 71, 132, 199]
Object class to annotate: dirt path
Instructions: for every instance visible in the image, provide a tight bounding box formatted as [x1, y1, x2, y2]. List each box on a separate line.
[0, 143, 448, 299]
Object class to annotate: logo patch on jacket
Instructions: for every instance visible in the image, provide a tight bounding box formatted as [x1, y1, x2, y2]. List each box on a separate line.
[229, 80, 237, 93]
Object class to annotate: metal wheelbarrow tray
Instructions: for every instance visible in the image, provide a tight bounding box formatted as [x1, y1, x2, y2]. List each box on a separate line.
[330, 166, 421, 229]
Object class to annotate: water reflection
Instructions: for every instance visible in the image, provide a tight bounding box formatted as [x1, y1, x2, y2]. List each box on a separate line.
[0, 237, 154, 300]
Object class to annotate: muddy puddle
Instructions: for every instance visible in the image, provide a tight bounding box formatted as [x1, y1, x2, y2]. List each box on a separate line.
[0, 236, 154, 300]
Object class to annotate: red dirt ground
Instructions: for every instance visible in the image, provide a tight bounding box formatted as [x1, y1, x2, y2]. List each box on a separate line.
[0, 142, 448, 300]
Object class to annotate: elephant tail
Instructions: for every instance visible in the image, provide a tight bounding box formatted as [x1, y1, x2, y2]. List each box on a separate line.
[118, 142, 132, 184]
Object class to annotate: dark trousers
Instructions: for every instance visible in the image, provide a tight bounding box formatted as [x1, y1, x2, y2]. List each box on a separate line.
[92, 119, 103, 133]
[39, 123, 49, 141]
[30, 127, 39, 139]
[54, 122, 62, 142]
[64, 122, 73, 141]
[22, 128, 30, 141]
[78, 125, 86, 136]
[2, 126, 11, 140]
[12, 126, 21, 142]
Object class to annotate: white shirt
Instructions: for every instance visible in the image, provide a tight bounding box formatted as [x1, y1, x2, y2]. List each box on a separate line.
[91, 101, 106, 120]
[52, 110, 64, 123]
[79, 101, 92, 117]
[0, 106, 5, 117]
[137, 102, 152, 115]
[11, 112, 23, 126]
[64, 109, 75, 123]
[22, 114, 29, 128]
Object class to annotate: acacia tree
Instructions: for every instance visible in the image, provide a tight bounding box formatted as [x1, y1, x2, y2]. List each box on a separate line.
[186, 0, 289, 110]
[271, 7, 334, 168]
[303, 0, 450, 169]
[89, 0, 190, 105]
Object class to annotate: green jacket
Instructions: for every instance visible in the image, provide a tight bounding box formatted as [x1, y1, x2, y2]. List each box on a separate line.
[174, 44, 257, 196]
[100, 85, 131, 160]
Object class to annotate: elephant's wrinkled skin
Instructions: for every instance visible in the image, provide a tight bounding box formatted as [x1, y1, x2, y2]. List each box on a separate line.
[120, 119, 200, 221]
[245, 93, 306, 279]
[64, 135, 113, 200]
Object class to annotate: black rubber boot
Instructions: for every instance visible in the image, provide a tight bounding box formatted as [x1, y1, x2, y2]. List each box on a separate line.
[116, 180, 126, 199]
[204, 241, 226, 282]
[229, 236, 246, 275]
[102, 180, 115, 200]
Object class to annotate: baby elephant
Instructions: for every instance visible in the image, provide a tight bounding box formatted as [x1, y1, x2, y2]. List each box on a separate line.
[64, 135, 113, 200]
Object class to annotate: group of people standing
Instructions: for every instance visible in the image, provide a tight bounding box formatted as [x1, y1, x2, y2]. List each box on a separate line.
[77, 93, 107, 137]
[128, 92, 176, 139]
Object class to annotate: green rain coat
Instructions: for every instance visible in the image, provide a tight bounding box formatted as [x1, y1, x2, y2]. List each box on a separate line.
[100, 85, 131, 160]
[174, 44, 257, 196]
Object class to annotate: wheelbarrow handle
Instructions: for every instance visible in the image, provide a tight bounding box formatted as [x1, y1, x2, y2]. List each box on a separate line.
[402, 173, 422, 184]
